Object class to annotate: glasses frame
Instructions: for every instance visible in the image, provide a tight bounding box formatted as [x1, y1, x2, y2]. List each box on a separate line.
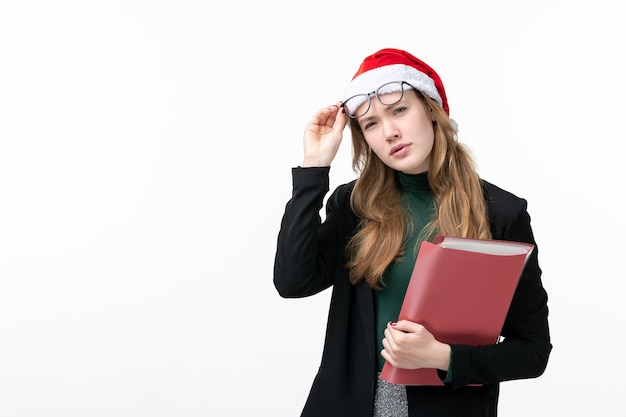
[342, 81, 416, 119]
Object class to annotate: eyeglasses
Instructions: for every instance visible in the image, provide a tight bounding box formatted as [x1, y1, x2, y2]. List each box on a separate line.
[342, 81, 415, 119]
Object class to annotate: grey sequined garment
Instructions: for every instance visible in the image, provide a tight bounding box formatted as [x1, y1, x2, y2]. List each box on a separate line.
[373, 373, 408, 417]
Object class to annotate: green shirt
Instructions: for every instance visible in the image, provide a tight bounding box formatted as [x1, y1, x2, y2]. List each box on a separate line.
[374, 171, 435, 371]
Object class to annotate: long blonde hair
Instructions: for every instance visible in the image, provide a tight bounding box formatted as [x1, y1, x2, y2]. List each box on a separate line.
[346, 91, 492, 288]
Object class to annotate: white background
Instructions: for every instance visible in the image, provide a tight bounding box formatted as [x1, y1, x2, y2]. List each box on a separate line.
[1, 1, 624, 416]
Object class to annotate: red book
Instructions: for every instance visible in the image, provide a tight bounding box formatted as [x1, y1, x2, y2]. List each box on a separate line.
[380, 235, 534, 385]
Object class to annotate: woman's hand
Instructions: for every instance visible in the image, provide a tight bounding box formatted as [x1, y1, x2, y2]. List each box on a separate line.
[381, 320, 451, 371]
[302, 102, 348, 167]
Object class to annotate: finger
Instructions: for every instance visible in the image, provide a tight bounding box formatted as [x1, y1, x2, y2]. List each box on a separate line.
[333, 104, 348, 131]
[383, 325, 398, 348]
[393, 320, 424, 334]
[323, 103, 344, 129]
[381, 336, 390, 351]
[381, 337, 397, 364]
[380, 347, 393, 364]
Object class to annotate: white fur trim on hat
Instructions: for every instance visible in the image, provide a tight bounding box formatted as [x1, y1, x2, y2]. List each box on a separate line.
[342, 64, 443, 114]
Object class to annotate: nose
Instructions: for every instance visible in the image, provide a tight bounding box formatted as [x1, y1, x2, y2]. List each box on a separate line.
[382, 119, 400, 142]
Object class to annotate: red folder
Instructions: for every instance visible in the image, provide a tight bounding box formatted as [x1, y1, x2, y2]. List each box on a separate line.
[380, 235, 534, 385]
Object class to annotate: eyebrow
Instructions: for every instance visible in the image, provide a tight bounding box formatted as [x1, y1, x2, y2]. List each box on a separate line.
[358, 115, 375, 127]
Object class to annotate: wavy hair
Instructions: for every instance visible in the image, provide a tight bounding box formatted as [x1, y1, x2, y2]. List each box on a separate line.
[346, 90, 492, 288]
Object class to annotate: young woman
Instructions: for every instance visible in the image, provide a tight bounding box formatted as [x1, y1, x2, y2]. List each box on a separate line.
[273, 48, 551, 417]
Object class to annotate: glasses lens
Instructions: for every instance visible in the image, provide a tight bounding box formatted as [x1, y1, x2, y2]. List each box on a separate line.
[376, 82, 405, 106]
[343, 82, 409, 119]
[343, 94, 370, 118]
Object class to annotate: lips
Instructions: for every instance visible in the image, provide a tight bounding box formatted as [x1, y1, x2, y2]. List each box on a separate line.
[390, 143, 410, 155]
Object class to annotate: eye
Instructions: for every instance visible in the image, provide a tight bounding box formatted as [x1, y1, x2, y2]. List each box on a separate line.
[362, 121, 377, 130]
[393, 106, 407, 116]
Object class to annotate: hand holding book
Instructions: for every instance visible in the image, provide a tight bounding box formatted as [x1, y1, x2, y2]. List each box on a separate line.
[381, 319, 452, 373]
[380, 235, 534, 385]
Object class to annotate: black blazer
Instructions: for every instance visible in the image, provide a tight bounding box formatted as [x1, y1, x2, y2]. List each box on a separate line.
[274, 167, 551, 417]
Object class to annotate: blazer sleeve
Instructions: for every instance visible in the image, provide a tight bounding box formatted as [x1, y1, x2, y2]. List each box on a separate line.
[446, 184, 552, 389]
[273, 167, 349, 298]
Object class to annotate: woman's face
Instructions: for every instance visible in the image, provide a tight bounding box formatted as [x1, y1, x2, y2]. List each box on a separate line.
[357, 90, 435, 175]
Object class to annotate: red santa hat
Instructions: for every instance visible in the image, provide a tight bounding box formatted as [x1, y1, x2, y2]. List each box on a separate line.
[342, 48, 450, 116]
